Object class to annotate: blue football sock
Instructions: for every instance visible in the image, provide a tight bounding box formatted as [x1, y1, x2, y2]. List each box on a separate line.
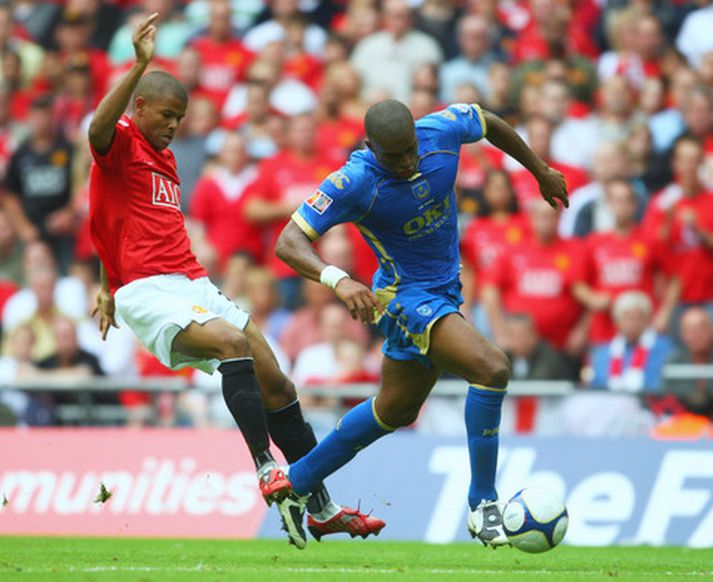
[288, 398, 395, 496]
[465, 384, 506, 510]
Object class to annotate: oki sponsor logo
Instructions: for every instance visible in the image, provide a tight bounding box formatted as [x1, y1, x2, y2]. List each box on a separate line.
[152, 172, 181, 209]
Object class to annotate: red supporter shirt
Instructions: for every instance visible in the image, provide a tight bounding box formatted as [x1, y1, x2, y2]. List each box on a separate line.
[315, 117, 364, 163]
[460, 213, 530, 296]
[485, 237, 583, 349]
[248, 150, 340, 278]
[642, 186, 713, 303]
[579, 229, 669, 343]
[89, 116, 207, 294]
[189, 167, 265, 266]
[510, 162, 589, 207]
[189, 37, 254, 109]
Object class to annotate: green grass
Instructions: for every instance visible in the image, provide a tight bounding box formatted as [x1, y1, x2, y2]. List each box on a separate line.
[1, 537, 711, 581]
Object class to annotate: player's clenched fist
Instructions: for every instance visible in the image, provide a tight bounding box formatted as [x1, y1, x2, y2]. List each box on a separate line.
[132, 12, 158, 64]
[334, 278, 384, 324]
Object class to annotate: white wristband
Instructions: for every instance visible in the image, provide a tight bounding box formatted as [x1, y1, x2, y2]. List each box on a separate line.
[320, 265, 350, 289]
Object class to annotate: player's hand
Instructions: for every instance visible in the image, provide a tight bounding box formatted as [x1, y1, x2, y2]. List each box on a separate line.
[334, 278, 384, 324]
[537, 166, 569, 209]
[92, 287, 119, 341]
[133, 12, 158, 65]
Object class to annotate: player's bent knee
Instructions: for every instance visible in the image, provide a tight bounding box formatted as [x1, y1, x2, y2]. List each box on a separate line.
[262, 374, 298, 408]
[214, 327, 251, 360]
[467, 347, 510, 388]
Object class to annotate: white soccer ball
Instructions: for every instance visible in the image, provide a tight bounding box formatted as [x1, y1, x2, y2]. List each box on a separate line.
[502, 487, 569, 553]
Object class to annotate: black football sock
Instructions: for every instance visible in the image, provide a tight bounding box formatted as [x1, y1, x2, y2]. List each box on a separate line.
[219, 358, 275, 471]
[266, 399, 332, 514]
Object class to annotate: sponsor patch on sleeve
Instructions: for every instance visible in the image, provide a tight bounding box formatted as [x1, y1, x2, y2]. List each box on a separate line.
[306, 190, 333, 214]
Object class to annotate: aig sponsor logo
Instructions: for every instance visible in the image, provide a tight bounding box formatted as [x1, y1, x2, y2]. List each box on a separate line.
[152, 172, 181, 209]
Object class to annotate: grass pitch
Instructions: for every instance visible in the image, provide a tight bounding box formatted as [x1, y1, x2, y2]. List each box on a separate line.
[1, 537, 711, 581]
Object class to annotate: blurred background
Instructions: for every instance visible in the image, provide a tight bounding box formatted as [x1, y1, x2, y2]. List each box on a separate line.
[0, 0, 710, 444]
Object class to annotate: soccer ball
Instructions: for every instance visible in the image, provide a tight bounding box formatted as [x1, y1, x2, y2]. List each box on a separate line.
[502, 487, 569, 553]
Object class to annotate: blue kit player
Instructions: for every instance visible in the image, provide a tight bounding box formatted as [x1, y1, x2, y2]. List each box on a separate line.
[275, 100, 569, 548]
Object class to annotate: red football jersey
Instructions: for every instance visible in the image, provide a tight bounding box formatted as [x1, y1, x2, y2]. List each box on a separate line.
[580, 229, 669, 342]
[89, 116, 207, 294]
[485, 237, 583, 349]
[189, 37, 254, 109]
[642, 187, 713, 303]
[460, 213, 530, 296]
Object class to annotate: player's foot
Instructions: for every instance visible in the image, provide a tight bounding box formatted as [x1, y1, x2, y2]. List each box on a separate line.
[259, 467, 292, 506]
[468, 500, 510, 548]
[307, 507, 386, 541]
[277, 491, 309, 550]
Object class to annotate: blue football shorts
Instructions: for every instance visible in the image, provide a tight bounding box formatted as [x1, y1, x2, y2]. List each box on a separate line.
[374, 280, 463, 367]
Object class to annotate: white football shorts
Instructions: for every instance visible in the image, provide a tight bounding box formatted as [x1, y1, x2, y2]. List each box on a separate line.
[114, 274, 250, 374]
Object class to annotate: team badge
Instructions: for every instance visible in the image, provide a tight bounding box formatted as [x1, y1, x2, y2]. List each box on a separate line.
[326, 171, 350, 190]
[416, 304, 433, 317]
[411, 179, 430, 200]
[192, 305, 207, 314]
[306, 190, 333, 214]
[554, 254, 570, 271]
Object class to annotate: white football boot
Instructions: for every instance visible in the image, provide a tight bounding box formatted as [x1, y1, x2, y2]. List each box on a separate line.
[468, 500, 511, 548]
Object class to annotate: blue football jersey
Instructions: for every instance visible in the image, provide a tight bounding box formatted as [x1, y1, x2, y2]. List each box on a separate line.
[293, 103, 487, 292]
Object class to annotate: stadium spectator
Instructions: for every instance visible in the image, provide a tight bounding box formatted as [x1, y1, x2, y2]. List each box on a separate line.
[482, 199, 586, 356]
[536, 79, 600, 170]
[676, 1, 713, 69]
[559, 140, 636, 238]
[460, 169, 527, 336]
[244, 266, 291, 342]
[648, 67, 698, 153]
[665, 307, 713, 419]
[222, 57, 317, 120]
[226, 80, 283, 161]
[279, 279, 369, 363]
[509, 115, 588, 207]
[35, 315, 104, 379]
[219, 252, 253, 309]
[188, 0, 253, 109]
[0, 4, 44, 89]
[505, 313, 574, 381]
[189, 131, 264, 268]
[244, 0, 328, 57]
[2, 95, 76, 270]
[642, 137, 713, 311]
[107, 1, 194, 65]
[573, 179, 680, 344]
[244, 113, 340, 308]
[589, 291, 674, 391]
[0, 206, 24, 285]
[439, 14, 498, 104]
[350, 0, 443, 102]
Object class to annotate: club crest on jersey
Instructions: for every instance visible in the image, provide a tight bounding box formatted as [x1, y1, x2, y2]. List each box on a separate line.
[306, 190, 333, 214]
[411, 179, 430, 200]
[416, 303, 433, 317]
[152, 172, 181, 210]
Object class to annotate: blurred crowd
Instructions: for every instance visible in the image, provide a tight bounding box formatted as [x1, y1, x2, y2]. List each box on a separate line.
[0, 0, 711, 433]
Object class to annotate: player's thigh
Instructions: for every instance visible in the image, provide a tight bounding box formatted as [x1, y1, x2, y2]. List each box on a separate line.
[172, 318, 249, 361]
[374, 356, 440, 428]
[243, 320, 297, 409]
[428, 313, 510, 387]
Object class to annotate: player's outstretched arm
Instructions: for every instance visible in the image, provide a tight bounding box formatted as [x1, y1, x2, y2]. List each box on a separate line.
[481, 110, 569, 209]
[88, 13, 158, 155]
[276, 220, 383, 324]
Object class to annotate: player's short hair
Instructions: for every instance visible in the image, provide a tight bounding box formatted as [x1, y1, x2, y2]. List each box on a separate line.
[364, 99, 414, 145]
[134, 71, 188, 105]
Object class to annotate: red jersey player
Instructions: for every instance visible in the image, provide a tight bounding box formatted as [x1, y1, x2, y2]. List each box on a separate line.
[88, 13, 383, 549]
[573, 179, 680, 343]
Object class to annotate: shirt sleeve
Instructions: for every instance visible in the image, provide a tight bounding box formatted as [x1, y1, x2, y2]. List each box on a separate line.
[89, 118, 132, 170]
[291, 166, 366, 241]
[427, 103, 488, 146]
